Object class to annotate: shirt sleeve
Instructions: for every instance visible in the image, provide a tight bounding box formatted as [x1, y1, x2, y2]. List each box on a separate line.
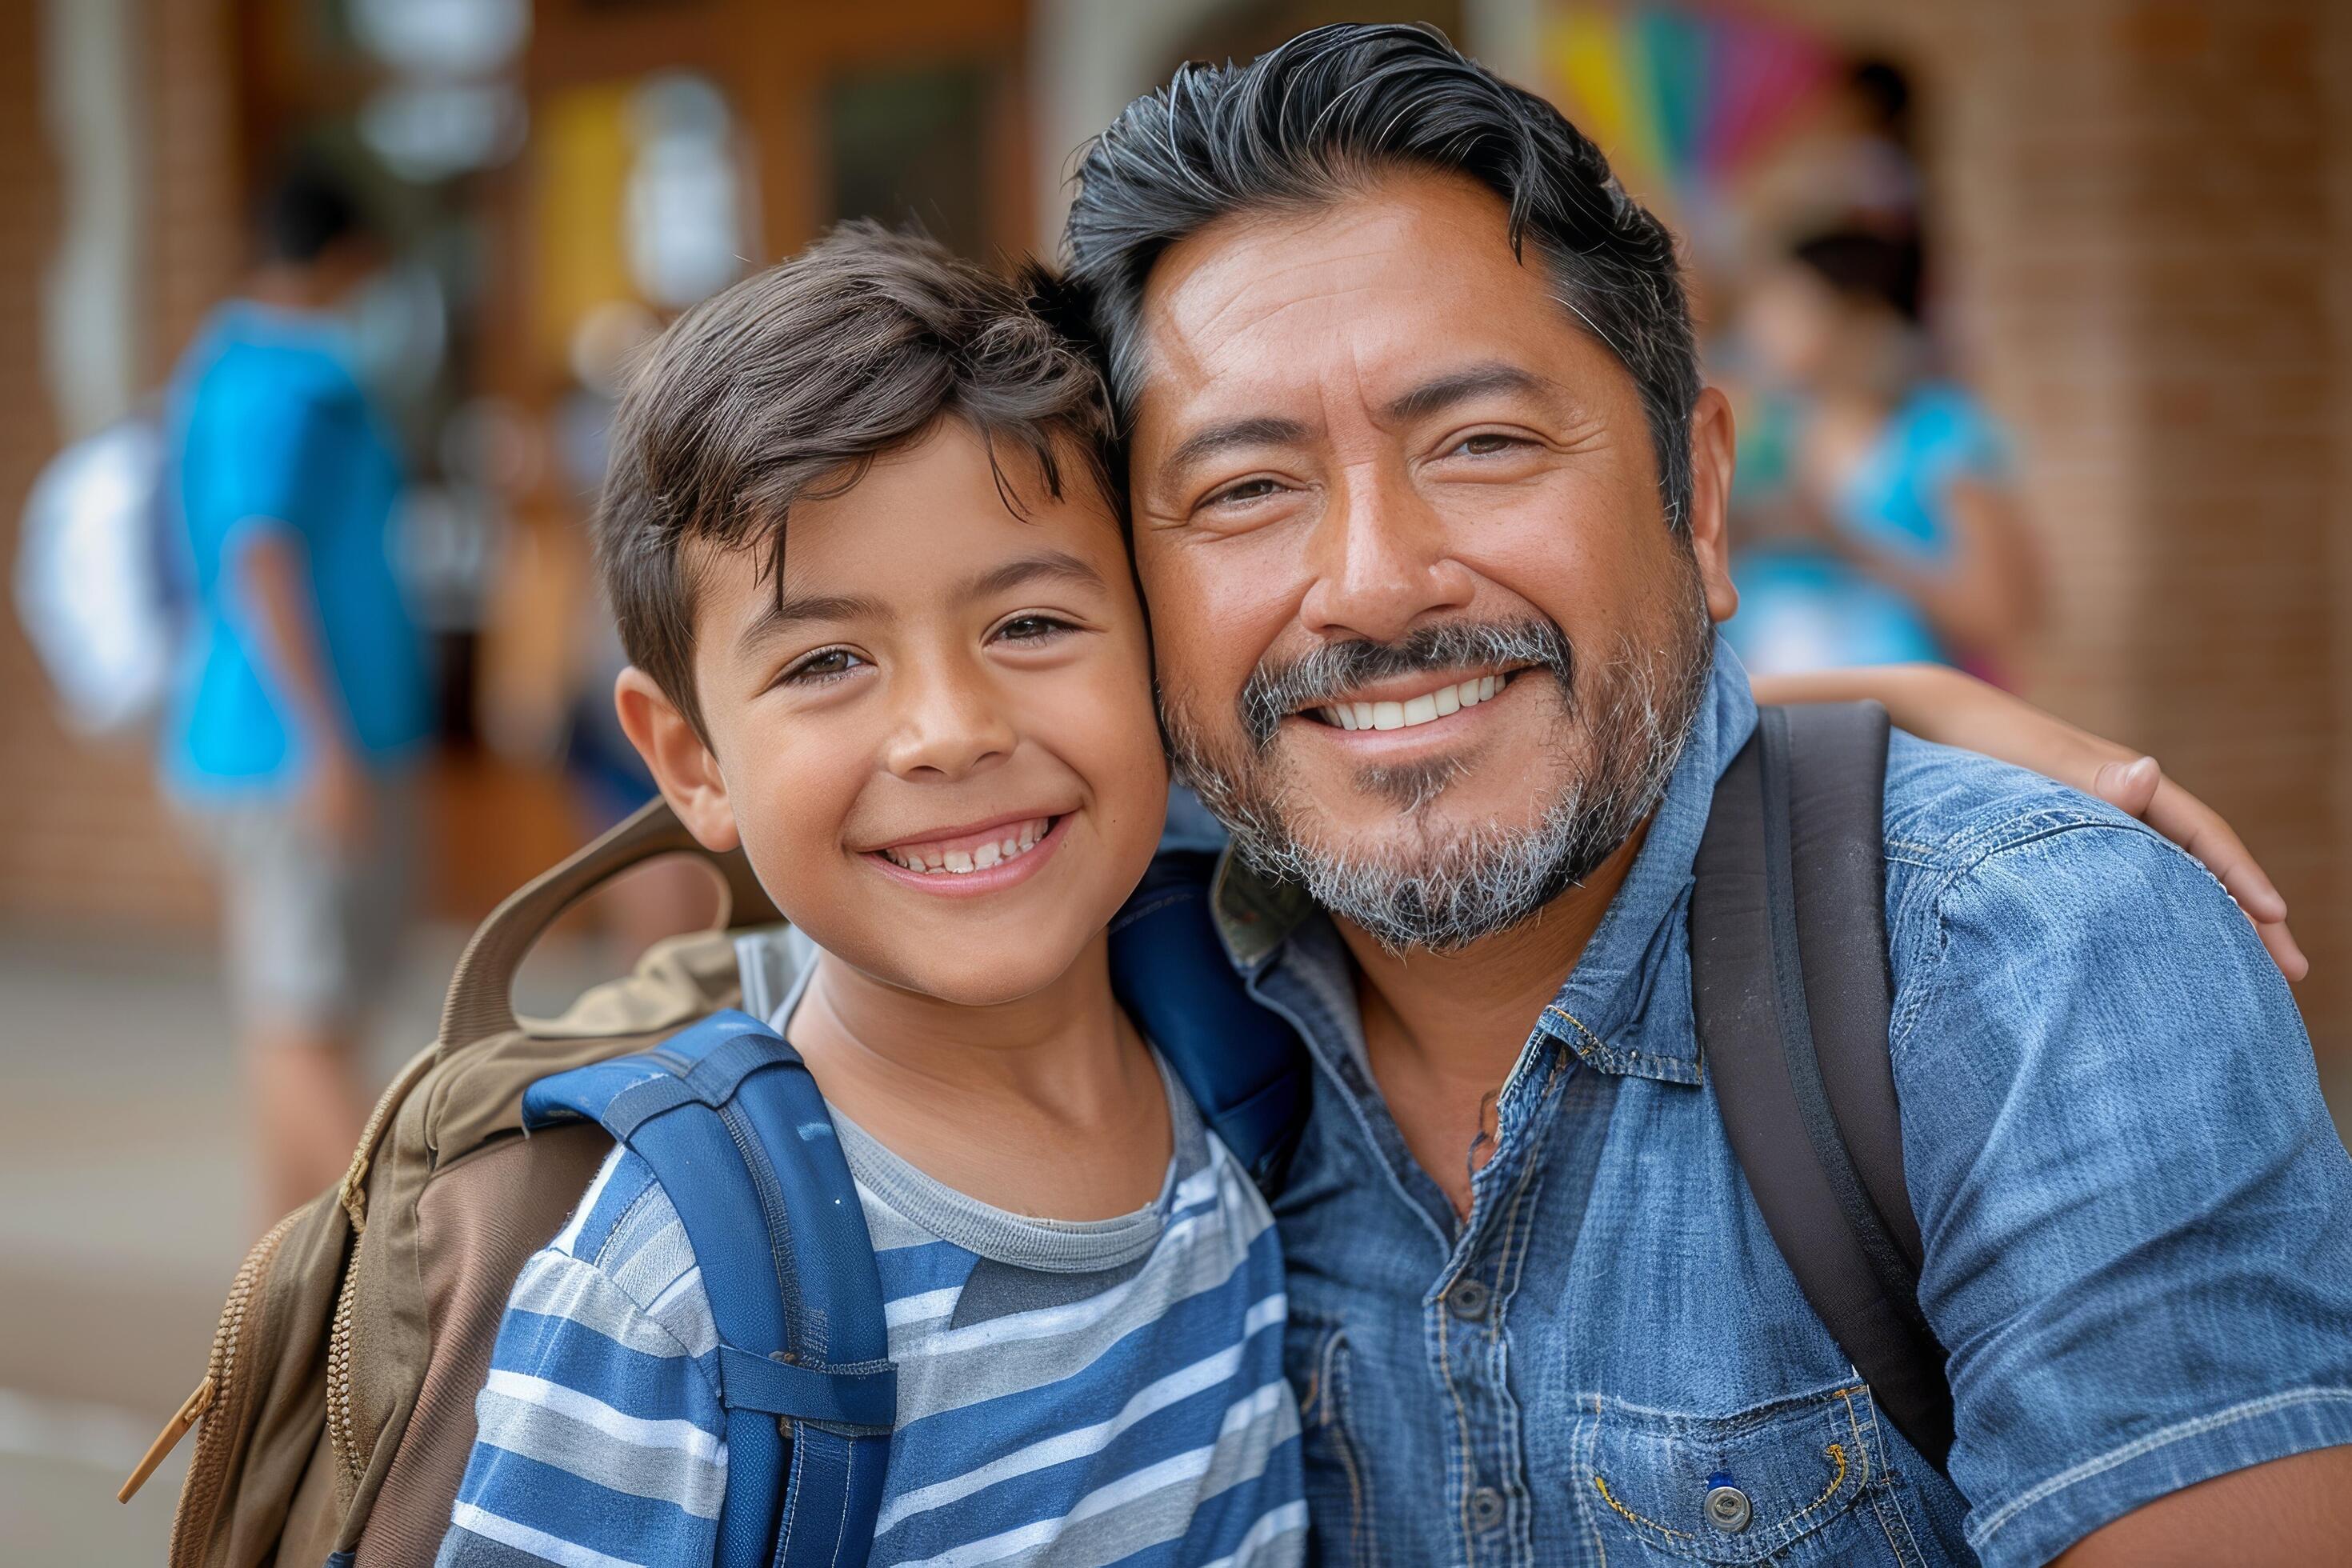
[206, 375, 353, 538]
[1894, 820, 2352, 1567]
[436, 1162, 729, 1566]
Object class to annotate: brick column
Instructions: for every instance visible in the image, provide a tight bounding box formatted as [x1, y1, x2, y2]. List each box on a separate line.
[0, 0, 232, 932]
[1763, 0, 2345, 1057]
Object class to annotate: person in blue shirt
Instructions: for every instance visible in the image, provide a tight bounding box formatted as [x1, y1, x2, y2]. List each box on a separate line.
[165, 166, 430, 1215]
[1060, 24, 2352, 1566]
[1727, 229, 2043, 685]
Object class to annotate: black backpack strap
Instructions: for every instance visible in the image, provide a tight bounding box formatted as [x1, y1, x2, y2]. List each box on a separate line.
[1692, 701, 1954, 1473]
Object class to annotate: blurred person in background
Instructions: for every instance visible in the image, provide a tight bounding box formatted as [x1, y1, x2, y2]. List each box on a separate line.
[163, 163, 431, 1216]
[1724, 226, 2041, 682]
[1739, 57, 1926, 251]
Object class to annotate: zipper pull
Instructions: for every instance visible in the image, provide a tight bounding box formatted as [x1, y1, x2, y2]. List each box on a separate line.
[118, 1374, 214, 1503]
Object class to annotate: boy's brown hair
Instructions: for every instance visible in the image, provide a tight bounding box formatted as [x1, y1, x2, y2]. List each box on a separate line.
[595, 222, 1114, 738]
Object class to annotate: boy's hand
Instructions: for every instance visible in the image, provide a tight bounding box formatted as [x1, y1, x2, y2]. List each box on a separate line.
[2086, 751, 2305, 982]
[1750, 662, 2307, 982]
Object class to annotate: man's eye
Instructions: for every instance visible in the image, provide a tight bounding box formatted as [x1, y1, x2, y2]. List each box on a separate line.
[1449, 432, 1527, 458]
[1205, 477, 1282, 509]
[782, 647, 866, 684]
[995, 614, 1075, 643]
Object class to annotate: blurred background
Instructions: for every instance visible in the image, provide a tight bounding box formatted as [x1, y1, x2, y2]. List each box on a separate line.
[0, 0, 2344, 1557]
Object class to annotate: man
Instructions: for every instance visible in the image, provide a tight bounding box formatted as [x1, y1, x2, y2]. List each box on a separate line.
[1062, 24, 2352, 1567]
[166, 166, 430, 1215]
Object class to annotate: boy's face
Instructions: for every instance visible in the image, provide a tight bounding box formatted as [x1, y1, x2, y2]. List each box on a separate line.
[621, 418, 1168, 1007]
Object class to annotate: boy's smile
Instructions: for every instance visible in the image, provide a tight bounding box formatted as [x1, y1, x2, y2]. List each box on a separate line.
[625, 416, 1166, 1007]
[865, 810, 1068, 893]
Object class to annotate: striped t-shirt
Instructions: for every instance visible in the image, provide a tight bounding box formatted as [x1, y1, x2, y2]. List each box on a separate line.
[437, 1042, 1305, 1566]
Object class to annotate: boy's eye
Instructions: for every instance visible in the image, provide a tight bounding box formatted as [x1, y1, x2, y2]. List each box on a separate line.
[995, 614, 1076, 643]
[782, 646, 866, 685]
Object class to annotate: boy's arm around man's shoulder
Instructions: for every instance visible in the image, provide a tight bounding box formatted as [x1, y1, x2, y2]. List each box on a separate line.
[1883, 778, 2352, 1568]
[435, 1147, 730, 1567]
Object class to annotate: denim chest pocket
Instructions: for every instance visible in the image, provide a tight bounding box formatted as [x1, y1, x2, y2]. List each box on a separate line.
[1576, 1384, 1918, 1566]
[1289, 1320, 1381, 1568]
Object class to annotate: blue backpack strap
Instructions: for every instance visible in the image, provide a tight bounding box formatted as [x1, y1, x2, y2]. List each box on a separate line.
[1109, 850, 1310, 1191]
[525, 1010, 896, 1568]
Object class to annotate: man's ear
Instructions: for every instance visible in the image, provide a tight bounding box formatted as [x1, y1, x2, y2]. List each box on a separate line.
[1683, 386, 1740, 625]
[614, 666, 742, 853]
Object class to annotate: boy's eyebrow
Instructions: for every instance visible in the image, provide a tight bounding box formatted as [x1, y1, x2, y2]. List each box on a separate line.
[735, 590, 890, 658]
[955, 550, 1106, 604]
[733, 552, 1103, 658]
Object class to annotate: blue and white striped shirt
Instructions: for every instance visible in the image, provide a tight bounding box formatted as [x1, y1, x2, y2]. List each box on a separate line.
[438, 1047, 1306, 1567]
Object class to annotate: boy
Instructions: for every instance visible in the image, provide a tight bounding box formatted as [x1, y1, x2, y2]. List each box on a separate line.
[438, 226, 1305, 1565]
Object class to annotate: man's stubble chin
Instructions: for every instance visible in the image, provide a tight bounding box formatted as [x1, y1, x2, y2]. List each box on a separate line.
[1164, 576, 1717, 954]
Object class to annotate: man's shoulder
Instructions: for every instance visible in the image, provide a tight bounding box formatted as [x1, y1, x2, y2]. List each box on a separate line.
[1871, 727, 2266, 1036]
[1878, 726, 2158, 882]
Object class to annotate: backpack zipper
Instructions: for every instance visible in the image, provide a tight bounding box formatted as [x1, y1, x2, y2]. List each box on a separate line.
[318, 1047, 438, 1498]
[324, 1238, 367, 1493]
[121, 1207, 301, 1504]
[114, 1206, 300, 1561]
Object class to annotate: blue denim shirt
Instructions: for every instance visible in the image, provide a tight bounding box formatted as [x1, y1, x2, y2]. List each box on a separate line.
[1206, 646, 2352, 1567]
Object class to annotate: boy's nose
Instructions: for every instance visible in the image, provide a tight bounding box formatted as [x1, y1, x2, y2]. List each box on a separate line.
[882, 666, 1017, 782]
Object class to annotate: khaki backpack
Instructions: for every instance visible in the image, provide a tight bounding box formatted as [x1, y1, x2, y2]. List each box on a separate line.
[119, 801, 782, 1567]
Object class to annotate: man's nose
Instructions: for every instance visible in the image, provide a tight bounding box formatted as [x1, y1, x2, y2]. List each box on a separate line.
[882, 658, 1017, 782]
[1297, 462, 1475, 642]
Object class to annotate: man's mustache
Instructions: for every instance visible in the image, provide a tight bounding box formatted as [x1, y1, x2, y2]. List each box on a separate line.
[1236, 619, 1576, 747]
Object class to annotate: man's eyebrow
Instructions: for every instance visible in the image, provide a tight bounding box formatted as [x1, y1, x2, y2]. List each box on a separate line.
[1160, 414, 1311, 478]
[734, 590, 888, 658]
[956, 550, 1106, 604]
[1382, 362, 1552, 423]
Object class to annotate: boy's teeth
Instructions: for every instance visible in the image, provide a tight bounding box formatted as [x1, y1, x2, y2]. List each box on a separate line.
[883, 818, 1053, 875]
[1317, 675, 1507, 734]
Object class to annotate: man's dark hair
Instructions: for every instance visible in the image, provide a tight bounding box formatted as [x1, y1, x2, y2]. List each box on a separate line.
[1061, 22, 1701, 530]
[256, 164, 370, 266]
[1792, 227, 1926, 325]
[596, 222, 1113, 738]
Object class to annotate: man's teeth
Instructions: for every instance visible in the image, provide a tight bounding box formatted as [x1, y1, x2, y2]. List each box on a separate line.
[880, 818, 1050, 875]
[1317, 675, 1502, 733]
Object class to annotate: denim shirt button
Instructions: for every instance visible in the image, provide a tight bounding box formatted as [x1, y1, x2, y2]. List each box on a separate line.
[1468, 1486, 1505, 1531]
[1703, 1482, 1753, 1534]
[1446, 1277, 1491, 1321]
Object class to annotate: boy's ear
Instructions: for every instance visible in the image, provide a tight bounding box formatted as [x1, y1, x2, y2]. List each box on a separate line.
[614, 666, 741, 854]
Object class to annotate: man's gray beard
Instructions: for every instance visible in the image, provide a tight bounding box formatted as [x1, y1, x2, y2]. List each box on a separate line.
[1166, 580, 1716, 954]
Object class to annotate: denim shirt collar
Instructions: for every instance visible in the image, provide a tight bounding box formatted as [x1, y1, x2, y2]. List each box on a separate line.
[1210, 638, 1759, 1086]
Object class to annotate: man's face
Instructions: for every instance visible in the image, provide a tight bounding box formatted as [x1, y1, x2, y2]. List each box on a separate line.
[1125, 170, 1738, 949]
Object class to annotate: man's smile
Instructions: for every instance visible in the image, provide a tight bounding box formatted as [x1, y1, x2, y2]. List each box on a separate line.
[1300, 666, 1537, 733]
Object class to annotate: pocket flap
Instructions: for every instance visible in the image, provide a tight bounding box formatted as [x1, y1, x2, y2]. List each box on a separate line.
[1583, 1384, 1885, 1564]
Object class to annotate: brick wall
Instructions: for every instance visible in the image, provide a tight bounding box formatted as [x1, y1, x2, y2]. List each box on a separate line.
[1754, 0, 2346, 1055]
[0, 0, 230, 934]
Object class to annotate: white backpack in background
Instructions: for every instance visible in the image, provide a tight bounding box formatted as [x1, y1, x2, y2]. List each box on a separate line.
[13, 413, 178, 736]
